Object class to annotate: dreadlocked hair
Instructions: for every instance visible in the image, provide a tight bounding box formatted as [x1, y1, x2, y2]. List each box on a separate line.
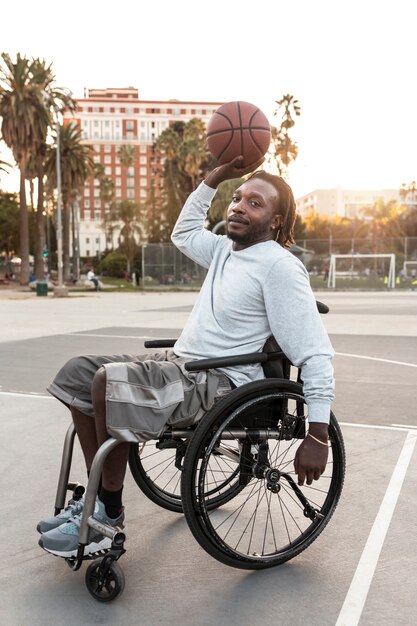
[247, 170, 297, 248]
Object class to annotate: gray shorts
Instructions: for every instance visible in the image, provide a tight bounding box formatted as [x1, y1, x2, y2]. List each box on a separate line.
[47, 351, 232, 443]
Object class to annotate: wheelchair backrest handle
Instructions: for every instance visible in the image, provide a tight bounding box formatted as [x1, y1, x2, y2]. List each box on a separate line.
[184, 350, 286, 372]
[144, 339, 177, 349]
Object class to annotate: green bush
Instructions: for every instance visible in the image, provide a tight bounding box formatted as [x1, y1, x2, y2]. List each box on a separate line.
[99, 251, 127, 277]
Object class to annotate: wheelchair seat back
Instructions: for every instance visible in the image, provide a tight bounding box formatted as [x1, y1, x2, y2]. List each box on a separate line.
[261, 336, 291, 380]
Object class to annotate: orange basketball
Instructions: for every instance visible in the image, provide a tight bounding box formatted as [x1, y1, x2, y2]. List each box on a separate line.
[206, 101, 271, 167]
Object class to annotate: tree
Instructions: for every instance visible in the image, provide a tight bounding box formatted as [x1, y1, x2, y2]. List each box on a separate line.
[270, 94, 301, 179]
[106, 199, 144, 274]
[0, 53, 49, 284]
[45, 123, 94, 281]
[155, 118, 213, 239]
[117, 144, 135, 169]
[0, 190, 19, 259]
[400, 181, 417, 208]
[0, 158, 11, 173]
[29, 59, 76, 279]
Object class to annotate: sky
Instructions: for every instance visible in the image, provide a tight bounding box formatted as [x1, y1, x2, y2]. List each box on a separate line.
[1, 0, 416, 198]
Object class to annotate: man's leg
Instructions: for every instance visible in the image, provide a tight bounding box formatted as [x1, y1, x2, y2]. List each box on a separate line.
[71, 407, 99, 472]
[91, 367, 129, 517]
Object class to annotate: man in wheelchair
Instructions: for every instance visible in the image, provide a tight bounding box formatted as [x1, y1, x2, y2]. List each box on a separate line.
[38, 155, 334, 560]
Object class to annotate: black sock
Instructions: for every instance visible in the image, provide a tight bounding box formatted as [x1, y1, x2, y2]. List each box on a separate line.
[99, 486, 123, 519]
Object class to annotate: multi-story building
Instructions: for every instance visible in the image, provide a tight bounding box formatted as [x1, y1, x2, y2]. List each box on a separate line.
[296, 187, 402, 220]
[63, 87, 222, 257]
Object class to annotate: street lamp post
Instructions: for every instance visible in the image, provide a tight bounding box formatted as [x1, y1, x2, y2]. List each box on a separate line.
[52, 104, 68, 296]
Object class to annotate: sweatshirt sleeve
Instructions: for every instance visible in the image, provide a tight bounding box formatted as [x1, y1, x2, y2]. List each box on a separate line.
[171, 182, 222, 269]
[263, 256, 335, 423]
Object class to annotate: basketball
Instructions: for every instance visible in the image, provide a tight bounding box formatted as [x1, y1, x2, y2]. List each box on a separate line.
[206, 101, 271, 167]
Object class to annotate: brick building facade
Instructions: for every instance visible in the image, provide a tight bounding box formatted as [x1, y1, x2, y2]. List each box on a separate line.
[63, 87, 222, 257]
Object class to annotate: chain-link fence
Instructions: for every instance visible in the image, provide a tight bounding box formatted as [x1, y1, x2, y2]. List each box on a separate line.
[141, 243, 207, 288]
[142, 238, 417, 290]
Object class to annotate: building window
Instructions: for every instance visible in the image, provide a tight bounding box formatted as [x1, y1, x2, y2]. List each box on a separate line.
[105, 166, 111, 175]
[126, 120, 134, 131]
[127, 166, 134, 177]
[126, 131, 134, 140]
[140, 167, 147, 175]
[86, 237, 90, 244]
[140, 145, 146, 153]
[85, 199, 90, 208]
[116, 189, 122, 197]
[84, 188, 89, 197]
[86, 250, 90, 256]
[116, 178, 121, 187]
[104, 145, 111, 152]
[93, 156, 100, 163]
[115, 166, 121, 175]
[127, 189, 135, 199]
[104, 155, 111, 164]
[127, 179, 134, 188]
[140, 178, 147, 186]
[140, 156, 146, 164]
[95, 213, 101, 221]
[94, 199, 101, 208]
[140, 189, 146, 198]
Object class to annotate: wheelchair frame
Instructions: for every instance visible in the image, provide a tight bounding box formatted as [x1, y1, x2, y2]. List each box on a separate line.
[46, 301, 345, 602]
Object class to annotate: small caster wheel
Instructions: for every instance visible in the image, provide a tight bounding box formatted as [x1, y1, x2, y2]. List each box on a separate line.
[85, 557, 125, 602]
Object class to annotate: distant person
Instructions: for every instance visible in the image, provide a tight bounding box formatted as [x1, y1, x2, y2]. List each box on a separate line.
[87, 269, 100, 291]
[134, 267, 141, 287]
[38, 155, 334, 559]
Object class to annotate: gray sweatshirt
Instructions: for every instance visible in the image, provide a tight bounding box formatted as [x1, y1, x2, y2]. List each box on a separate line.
[171, 182, 334, 423]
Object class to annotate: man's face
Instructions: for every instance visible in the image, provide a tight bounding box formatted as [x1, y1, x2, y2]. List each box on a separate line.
[226, 178, 282, 250]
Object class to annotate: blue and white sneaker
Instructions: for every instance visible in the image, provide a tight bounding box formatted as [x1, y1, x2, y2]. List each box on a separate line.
[37, 498, 85, 534]
[38, 499, 125, 558]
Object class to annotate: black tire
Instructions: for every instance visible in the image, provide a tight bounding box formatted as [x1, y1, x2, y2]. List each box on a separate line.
[129, 436, 247, 514]
[85, 558, 125, 602]
[181, 379, 345, 570]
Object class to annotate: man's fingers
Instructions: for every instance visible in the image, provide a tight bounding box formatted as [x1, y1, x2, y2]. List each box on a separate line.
[297, 468, 306, 486]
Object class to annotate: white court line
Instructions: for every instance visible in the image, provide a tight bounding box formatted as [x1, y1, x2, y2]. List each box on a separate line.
[336, 430, 417, 626]
[0, 391, 53, 399]
[340, 421, 417, 433]
[69, 333, 155, 339]
[335, 351, 417, 368]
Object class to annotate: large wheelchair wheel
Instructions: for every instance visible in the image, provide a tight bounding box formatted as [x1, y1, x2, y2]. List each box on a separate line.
[129, 432, 246, 514]
[181, 379, 345, 570]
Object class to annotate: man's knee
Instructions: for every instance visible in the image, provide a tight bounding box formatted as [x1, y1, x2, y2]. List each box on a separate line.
[92, 366, 106, 402]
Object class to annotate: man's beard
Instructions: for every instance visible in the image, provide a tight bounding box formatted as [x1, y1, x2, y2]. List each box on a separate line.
[227, 224, 267, 246]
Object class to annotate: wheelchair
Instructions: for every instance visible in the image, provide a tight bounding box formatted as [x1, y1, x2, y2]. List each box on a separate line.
[48, 301, 345, 602]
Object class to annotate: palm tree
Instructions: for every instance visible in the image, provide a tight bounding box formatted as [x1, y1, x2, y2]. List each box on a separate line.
[107, 199, 144, 275]
[181, 118, 207, 189]
[94, 162, 115, 250]
[29, 59, 76, 279]
[155, 126, 183, 206]
[0, 157, 11, 173]
[45, 123, 94, 281]
[270, 94, 301, 179]
[0, 53, 49, 284]
[117, 144, 135, 169]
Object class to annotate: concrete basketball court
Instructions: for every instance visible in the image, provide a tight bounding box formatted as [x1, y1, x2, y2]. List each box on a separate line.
[0, 289, 416, 626]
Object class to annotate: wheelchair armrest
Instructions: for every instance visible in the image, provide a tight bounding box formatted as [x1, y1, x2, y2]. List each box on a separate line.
[144, 339, 177, 348]
[184, 350, 286, 372]
[316, 300, 329, 314]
